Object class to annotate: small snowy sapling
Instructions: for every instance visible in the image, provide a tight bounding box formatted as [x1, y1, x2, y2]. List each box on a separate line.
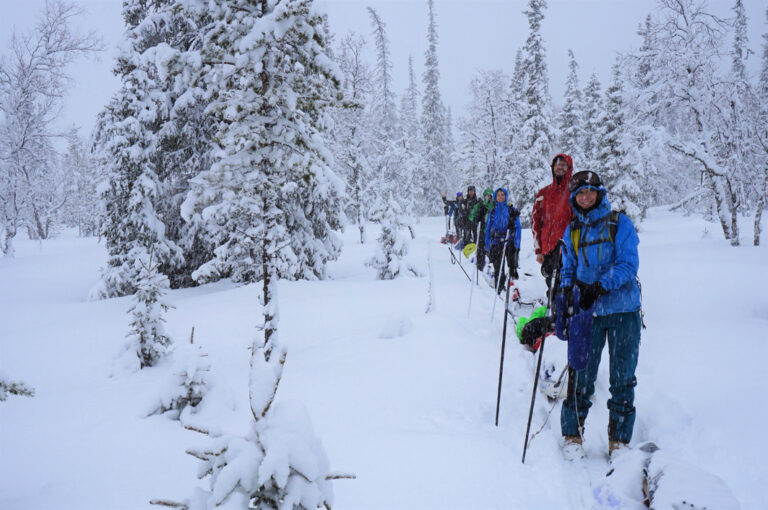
[148, 327, 209, 420]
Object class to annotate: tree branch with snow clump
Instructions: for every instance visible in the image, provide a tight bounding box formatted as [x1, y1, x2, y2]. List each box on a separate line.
[0, 372, 34, 401]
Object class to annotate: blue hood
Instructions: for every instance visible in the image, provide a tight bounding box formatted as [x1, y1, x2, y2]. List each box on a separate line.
[484, 187, 521, 249]
[570, 184, 610, 224]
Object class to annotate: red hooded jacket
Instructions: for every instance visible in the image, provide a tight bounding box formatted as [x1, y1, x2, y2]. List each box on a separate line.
[532, 153, 573, 256]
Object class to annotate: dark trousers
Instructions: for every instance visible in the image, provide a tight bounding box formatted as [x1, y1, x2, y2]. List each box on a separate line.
[476, 227, 487, 271]
[489, 242, 516, 294]
[464, 221, 478, 245]
[561, 311, 642, 443]
[541, 250, 562, 293]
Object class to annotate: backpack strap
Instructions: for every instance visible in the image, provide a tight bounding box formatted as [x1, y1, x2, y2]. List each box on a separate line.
[569, 210, 623, 266]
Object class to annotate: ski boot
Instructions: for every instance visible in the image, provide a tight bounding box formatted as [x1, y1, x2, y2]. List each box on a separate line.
[563, 435, 586, 461]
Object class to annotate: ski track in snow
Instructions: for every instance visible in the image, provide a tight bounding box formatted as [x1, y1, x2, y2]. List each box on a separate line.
[0, 208, 766, 509]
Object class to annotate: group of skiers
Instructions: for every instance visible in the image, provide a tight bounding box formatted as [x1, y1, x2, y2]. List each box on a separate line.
[444, 153, 643, 461]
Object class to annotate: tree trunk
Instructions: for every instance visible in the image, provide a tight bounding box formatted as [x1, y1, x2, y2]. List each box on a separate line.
[754, 168, 768, 246]
[724, 176, 740, 247]
[705, 172, 736, 243]
[1, 225, 17, 258]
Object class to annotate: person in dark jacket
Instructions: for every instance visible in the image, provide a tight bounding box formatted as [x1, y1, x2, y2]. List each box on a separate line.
[441, 192, 460, 243]
[463, 185, 479, 245]
[453, 192, 468, 249]
[532, 154, 573, 291]
[484, 188, 521, 294]
[557, 171, 642, 460]
[469, 188, 494, 271]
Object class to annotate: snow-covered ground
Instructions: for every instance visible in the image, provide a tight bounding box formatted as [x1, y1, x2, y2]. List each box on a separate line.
[1, 208, 766, 509]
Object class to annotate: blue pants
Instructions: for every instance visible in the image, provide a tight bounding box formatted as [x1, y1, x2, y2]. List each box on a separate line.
[561, 311, 641, 443]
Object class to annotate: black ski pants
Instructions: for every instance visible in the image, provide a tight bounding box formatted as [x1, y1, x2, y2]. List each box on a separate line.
[489, 242, 519, 294]
[476, 226, 487, 271]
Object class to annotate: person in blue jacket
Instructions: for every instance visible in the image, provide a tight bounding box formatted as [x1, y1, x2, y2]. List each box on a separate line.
[557, 171, 642, 460]
[484, 188, 521, 294]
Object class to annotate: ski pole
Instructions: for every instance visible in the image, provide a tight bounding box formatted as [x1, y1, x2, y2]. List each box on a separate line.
[522, 240, 564, 463]
[494, 272, 515, 426]
[467, 263, 477, 318]
[475, 223, 481, 287]
[490, 230, 511, 322]
[447, 245, 471, 282]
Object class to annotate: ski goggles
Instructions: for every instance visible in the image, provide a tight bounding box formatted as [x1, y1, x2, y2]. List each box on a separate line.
[569, 171, 602, 192]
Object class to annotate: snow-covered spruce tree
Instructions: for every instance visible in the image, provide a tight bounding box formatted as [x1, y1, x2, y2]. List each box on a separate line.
[0, 372, 34, 402]
[398, 55, 424, 218]
[580, 72, 602, 174]
[93, 0, 188, 298]
[499, 49, 526, 183]
[366, 192, 413, 280]
[180, 0, 344, 285]
[556, 50, 584, 166]
[148, 4, 341, 505]
[507, 0, 554, 224]
[60, 133, 103, 237]
[329, 32, 374, 244]
[367, 8, 408, 211]
[148, 328, 209, 421]
[755, 6, 768, 246]
[595, 61, 642, 222]
[127, 249, 174, 369]
[0, 2, 99, 255]
[420, 0, 450, 215]
[457, 69, 511, 187]
[444, 106, 457, 188]
[95, 0, 219, 294]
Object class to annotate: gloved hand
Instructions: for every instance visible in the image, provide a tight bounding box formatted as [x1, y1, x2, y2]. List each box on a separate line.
[509, 249, 520, 280]
[576, 280, 608, 310]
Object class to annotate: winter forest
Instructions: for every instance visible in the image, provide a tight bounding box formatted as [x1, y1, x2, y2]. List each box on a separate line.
[1, 0, 767, 508]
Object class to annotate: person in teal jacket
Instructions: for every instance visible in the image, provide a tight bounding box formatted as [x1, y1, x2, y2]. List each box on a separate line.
[558, 171, 642, 460]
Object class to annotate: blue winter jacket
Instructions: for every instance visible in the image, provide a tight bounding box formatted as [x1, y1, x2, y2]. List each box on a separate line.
[484, 188, 522, 250]
[560, 188, 641, 316]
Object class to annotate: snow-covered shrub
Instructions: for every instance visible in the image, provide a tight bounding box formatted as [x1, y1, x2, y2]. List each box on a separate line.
[178, 402, 334, 510]
[148, 328, 209, 420]
[366, 193, 414, 280]
[151, 333, 349, 510]
[127, 250, 174, 369]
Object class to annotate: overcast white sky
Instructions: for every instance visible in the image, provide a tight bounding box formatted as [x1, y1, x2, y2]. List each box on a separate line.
[1, 0, 765, 138]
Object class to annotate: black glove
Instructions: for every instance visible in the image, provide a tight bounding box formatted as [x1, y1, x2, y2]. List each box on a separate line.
[509, 248, 520, 280]
[576, 280, 608, 310]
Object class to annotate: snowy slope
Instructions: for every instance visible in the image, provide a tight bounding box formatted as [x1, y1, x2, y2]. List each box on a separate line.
[1, 208, 766, 509]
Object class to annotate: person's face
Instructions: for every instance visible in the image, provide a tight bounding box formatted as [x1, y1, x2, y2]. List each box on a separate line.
[484, 193, 492, 202]
[495, 190, 506, 203]
[468, 189, 476, 198]
[553, 159, 568, 177]
[576, 188, 598, 209]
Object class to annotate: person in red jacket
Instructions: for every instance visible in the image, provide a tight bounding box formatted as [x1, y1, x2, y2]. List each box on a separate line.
[532, 153, 573, 290]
